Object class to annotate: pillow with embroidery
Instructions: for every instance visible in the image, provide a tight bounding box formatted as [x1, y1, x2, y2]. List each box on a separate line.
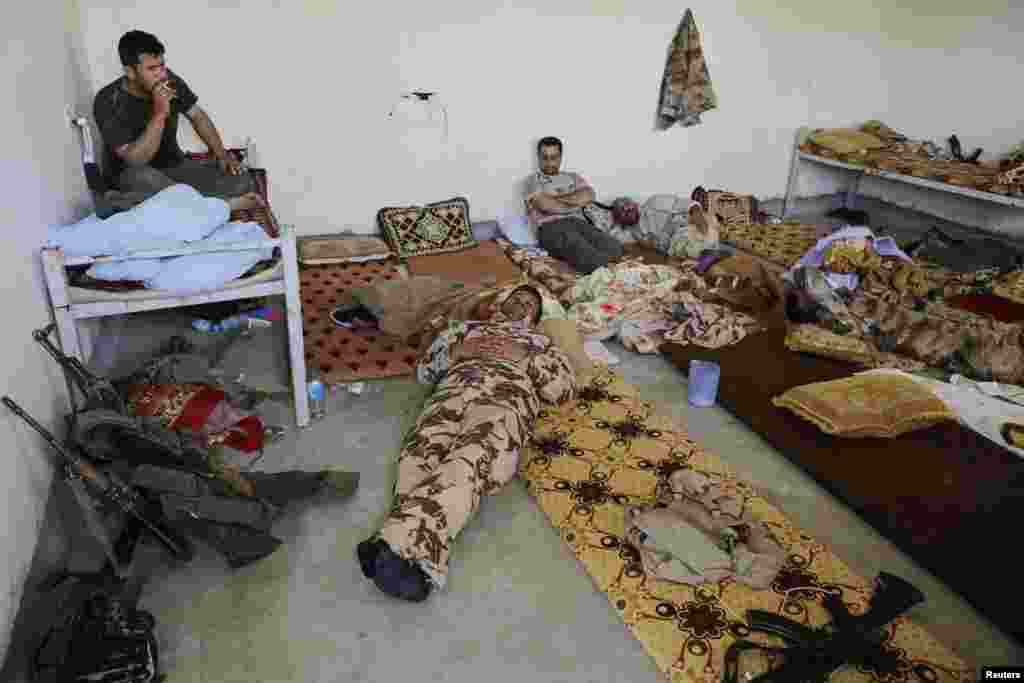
[377, 197, 477, 259]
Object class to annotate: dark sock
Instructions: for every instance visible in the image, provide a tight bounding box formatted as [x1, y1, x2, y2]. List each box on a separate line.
[357, 538, 386, 579]
[372, 545, 432, 603]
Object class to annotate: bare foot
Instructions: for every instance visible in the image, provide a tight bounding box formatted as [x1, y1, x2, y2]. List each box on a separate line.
[228, 192, 266, 212]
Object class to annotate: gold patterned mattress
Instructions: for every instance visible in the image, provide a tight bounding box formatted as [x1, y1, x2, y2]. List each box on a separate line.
[718, 223, 834, 269]
[519, 369, 972, 683]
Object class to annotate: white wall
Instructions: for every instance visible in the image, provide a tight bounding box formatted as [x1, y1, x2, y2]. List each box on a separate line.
[0, 0, 97, 661]
[76, 0, 1024, 236]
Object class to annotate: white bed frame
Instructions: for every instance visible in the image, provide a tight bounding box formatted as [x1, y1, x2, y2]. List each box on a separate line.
[43, 117, 310, 427]
[40, 228, 310, 428]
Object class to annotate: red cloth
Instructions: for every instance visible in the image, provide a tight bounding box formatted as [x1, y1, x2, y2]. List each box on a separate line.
[126, 383, 264, 453]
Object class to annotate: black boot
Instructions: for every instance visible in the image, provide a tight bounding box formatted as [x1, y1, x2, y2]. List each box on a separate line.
[357, 538, 386, 579]
[356, 538, 431, 602]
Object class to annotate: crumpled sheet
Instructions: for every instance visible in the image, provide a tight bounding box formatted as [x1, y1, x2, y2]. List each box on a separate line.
[566, 258, 763, 353]
[788, 253, 1024, 384]
[566, 260, 684, 341]
[660, 290, 761, 349]
[625, 469, 785, 589]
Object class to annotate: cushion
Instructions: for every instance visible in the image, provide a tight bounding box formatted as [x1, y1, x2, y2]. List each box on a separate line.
[298, 235, 392, 265]
[377, 197, 477, 259]
[471, 220, 501, 242]
[705, 191, 757, 227]
[784, 324, 877, 366]
[807, 128, 887, 156]
[771, 371, 955, 438]
[538, 318, 597, 379]
[497, 213, 538, 247]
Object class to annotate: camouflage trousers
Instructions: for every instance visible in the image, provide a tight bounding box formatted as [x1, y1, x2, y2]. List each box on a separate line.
[377, 358, 541, 588]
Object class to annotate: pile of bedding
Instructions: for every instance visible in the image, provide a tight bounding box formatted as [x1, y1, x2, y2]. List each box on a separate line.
[800, 121, 1024, 198]
[500, 240, 771, 355]
[783, 226, 1024, 383]
[49, 185, 275, 294]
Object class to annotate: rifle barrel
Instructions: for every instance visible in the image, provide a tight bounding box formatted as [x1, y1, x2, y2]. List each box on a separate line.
[2, 396, 69, 454]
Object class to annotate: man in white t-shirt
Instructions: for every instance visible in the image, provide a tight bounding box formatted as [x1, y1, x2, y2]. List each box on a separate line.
[524, 136, 623, 274]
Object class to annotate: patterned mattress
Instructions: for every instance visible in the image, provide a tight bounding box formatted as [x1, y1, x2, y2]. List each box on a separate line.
[718, 223, 834, 269]
[519, 369, 973, 683]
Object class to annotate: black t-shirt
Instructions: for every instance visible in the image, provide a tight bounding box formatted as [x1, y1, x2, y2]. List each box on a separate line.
[93, 69, 199, 180]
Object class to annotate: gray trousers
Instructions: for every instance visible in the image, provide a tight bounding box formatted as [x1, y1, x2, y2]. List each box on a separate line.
[105, 159, 256, 213]
[538, 216, 625, 274]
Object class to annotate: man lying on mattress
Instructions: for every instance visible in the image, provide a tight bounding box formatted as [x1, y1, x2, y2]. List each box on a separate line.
[93, 30, 264, 215]
[356, 284, 579, 601]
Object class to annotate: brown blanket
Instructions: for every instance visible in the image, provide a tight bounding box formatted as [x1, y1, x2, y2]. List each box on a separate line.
[661, 328, 1024, 643]
[406, 239, 522, 286]
[343, 276, 522, 351]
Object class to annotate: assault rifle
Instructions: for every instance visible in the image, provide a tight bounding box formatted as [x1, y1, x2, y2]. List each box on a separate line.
[2, 396, 194, 564]
[722, 572, 925, 683]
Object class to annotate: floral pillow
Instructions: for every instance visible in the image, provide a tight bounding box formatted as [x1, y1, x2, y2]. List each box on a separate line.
[377, 196, 478, 259]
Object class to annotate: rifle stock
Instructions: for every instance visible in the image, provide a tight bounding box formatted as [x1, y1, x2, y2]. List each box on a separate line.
[2, 396, 194, 563]
[727, 573, 925, 683]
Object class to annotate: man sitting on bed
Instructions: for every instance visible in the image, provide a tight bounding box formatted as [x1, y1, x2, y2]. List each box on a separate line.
[93, 30, 264, 214]
[524, 136, 624, 274]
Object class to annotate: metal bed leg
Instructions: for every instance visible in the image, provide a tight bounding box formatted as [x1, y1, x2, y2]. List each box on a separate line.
[280, 225, 310, 428]
[781, 127, 806, 219]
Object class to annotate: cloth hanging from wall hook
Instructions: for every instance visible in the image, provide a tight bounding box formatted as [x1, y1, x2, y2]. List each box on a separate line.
[388, 92, 448, 144]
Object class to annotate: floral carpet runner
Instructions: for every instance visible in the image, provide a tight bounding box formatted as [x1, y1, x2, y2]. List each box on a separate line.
[519, 369, 973, 683]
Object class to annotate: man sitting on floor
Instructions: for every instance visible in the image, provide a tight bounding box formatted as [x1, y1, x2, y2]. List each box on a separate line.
[93, 30, 264, 214]
[357, 285, 577, 601]
[524, 136, 624, 274]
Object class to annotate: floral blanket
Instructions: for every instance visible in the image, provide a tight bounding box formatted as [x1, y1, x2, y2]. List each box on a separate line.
[567, 260, 763, 354]
[500, 241, 765, 355]
[520, 369, 973, 683]
[791, 246, 1024, 383]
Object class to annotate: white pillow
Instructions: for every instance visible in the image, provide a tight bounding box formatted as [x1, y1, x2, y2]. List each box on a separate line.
[497, 213, 538, 247]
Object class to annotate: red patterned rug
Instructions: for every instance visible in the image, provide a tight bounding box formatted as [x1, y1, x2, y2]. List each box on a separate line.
[300, 259, 419, 383]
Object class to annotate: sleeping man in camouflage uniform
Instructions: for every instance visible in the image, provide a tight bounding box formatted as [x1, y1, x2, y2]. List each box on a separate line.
[357, 285, 578, 601]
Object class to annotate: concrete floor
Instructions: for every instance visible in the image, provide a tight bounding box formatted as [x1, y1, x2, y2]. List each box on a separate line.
[5, 308, 1020, 682]
[5, 197, 1024, 680]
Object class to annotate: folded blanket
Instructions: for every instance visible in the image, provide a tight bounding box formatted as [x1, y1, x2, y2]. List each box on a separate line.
[86, 221, 273, 294]
[49, 184, 228, 257]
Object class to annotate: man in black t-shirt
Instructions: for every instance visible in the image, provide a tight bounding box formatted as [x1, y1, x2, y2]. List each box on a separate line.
[93, 30, 264, 213]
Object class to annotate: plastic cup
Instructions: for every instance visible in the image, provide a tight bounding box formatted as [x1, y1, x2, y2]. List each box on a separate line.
[687, 360, 721, 407]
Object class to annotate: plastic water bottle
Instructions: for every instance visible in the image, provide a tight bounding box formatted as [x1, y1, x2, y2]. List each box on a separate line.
[307, 368, 326, 421]
[219, 315, 247, 331]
